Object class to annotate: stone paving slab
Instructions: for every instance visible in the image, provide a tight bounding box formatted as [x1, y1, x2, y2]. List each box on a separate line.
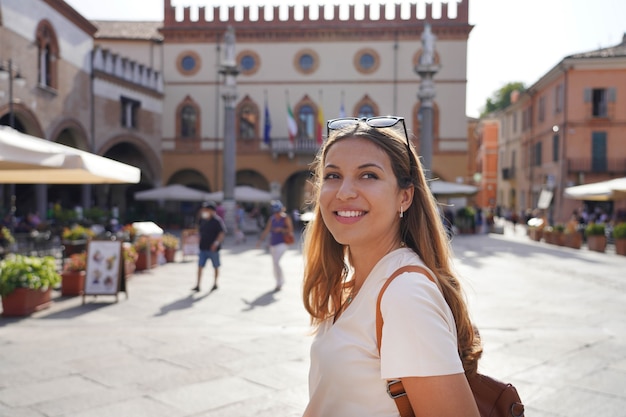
[1, 225, 625, 417]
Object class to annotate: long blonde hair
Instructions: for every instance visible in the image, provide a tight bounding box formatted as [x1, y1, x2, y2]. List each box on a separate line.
[302, 120, 482, 374]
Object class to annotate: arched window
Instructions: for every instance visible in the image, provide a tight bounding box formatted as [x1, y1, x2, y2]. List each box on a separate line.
[358, 104, 375, 118]
[298, 105, 315, 140]
[176, 96, 200, 139]
[35, 20, 59, 89]
[354, 95, 379, 119]
[237, 100, 258, 140]
[181, 106, 197, 138]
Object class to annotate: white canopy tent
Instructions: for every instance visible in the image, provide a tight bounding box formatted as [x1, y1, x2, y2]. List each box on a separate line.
[0, 126, 140, 184]
[563, 177, 626, 201]
[134, 184, 210, 201]
[203, 185, 274, 203]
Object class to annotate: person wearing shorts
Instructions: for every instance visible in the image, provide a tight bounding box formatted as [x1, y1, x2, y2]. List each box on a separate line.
[194, 201, 225, 292]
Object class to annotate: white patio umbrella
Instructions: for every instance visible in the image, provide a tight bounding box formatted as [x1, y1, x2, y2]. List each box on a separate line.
[203, 185, 273, 203]
[429, 180, 478, 197]
[564, 177, 626, 201]
[134, 184, 210, 201]
[0, 126, 140, 184]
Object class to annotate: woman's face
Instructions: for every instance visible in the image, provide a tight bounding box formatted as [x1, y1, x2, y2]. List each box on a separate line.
[319, 137, 409, 248]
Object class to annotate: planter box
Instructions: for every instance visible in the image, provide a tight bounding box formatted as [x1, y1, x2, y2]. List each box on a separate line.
[529, 228, 543, 242]
[587, 235, 607, 253]
[564, 233, 582, 249]
[1, 288, 52, 316]
[135, 250, 158, 271]
[614, 238, 626, 256]
[62, 240, 87, 257]
[61, 271, 85, 296]
[125, 260, 136, 278]
[164, 248, 176, 263]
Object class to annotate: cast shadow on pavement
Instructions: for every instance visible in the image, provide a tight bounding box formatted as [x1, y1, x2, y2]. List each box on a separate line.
[154, 289, 216, 317]
[241, 289, 278, 312]
[38, 300, 111, 320]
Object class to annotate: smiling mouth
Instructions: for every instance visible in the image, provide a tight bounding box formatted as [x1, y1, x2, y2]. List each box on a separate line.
[336, 210, 366, 218]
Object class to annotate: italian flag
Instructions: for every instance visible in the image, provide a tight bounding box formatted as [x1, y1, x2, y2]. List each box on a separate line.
[287, 104, 298, 143]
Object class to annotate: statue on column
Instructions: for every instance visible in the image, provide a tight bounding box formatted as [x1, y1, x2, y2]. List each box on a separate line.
[420, 24, 436, 66]
[223, 26, 236, 66]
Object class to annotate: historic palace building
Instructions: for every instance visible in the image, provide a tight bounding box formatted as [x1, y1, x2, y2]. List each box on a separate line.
[1, 0, 474, 226]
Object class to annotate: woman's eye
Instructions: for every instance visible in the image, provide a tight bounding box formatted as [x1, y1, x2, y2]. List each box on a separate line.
[362, 172, 379, 179]
[323, 172, 340, 180]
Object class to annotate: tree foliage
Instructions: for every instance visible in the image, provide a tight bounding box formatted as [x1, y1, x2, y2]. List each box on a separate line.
[481, 82, 526, 117]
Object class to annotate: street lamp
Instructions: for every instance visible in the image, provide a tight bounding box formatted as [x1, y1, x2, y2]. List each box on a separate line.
[0, 59, 27, 229]
[0, 59, 27, 128]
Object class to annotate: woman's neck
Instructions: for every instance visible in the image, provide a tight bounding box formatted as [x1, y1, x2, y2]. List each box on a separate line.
[348, 239, 402, 290]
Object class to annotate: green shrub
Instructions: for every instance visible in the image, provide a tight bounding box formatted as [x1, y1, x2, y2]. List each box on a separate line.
[0, 255, 61, 297]
[613, 222, 626, 239]
[584, 223, 605, 237]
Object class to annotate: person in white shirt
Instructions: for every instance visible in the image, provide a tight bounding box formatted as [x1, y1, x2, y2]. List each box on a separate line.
[301, 116, 482, 417]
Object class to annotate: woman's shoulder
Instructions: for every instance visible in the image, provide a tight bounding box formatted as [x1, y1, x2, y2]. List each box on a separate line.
[375, 248, 428, 278]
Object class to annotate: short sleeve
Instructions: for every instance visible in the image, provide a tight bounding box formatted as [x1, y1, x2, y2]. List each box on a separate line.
[379, 272, 463, 378]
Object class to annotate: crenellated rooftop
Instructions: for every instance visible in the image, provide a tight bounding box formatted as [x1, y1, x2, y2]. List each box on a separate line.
[161, 1, 471, 41]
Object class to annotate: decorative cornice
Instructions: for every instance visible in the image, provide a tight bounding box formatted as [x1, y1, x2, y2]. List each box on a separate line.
[43, 0, 98, 36]
[94, 70, 164, 99]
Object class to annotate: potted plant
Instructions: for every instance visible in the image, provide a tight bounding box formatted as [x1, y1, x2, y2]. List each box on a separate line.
[122, 242, 138, 278]
[62, 224, 95, 256]
[585, 223, 607, 253]
[1, 226, 15, 257]
[563, 219, 582, 249]
[0, 254, 61, 316]
[553, 224, 565, 246]
[612, 222, 626, 256]
[162, 233, 179, 263]
[61, 252, 87, 296]
[543, 226, 555, 244]
[133, 236, 163, 270]
[120, 224, 137, 242]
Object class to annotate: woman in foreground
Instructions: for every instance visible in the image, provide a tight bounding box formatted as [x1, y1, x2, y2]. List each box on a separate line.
[302, 116, 482, 416]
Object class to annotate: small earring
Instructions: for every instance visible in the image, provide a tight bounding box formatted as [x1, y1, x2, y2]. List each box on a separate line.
[400, 206, 404, 218]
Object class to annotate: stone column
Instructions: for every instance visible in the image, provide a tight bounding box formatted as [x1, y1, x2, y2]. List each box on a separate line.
[414, 24, 440, 181]
[219, 26, 239, 233]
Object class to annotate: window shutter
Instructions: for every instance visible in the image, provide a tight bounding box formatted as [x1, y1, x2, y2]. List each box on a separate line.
[583, 88, 591, 102]
[608, 87, 616, 102]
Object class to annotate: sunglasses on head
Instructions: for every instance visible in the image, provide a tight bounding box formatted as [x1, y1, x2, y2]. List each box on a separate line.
[326, 116, 412, 164]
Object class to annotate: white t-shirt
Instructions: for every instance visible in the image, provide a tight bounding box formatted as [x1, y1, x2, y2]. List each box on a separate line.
[305, 248, 463, 417]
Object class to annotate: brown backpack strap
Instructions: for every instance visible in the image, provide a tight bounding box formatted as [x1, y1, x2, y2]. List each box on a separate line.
[376, 265, 436, 417]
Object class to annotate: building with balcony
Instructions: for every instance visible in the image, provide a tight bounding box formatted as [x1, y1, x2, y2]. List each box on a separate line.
[151, 0, 474, 214]
[2, 0, 476, 227]
[494, 35, 626, 224]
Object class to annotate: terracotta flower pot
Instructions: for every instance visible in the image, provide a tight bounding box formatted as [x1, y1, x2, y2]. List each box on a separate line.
[564, 232, 582, 249]
[124, 259, 136, 278]
[1, 288, 52, 317]
[61, 270, 85, 296]
[164, 247, 176, 263]
[586, 235, 607, 253]
[615, 238, 626, 256]
[135, 250, 158, 271]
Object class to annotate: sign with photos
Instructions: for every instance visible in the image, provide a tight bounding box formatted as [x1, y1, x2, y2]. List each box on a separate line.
[84, 240, 123, 296]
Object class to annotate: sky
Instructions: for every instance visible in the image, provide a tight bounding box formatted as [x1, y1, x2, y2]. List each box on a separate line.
[65, 0, 626, 118]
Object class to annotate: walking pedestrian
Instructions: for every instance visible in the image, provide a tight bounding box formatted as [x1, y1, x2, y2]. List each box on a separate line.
[193, 201, 225, 292]
[301, 116, 481, 416]
[256, 200, 294, 291]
